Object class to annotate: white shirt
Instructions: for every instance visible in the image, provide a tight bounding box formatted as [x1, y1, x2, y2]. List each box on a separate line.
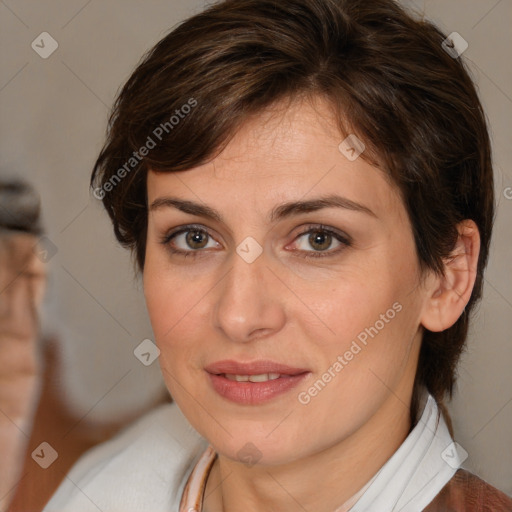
[43, 392, 463, 512]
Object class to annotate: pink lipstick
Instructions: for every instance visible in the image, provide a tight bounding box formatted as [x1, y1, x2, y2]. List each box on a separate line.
[205, 360, 310, 405]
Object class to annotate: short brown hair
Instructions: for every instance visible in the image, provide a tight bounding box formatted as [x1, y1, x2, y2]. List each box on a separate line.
[91, 0, 494, 428]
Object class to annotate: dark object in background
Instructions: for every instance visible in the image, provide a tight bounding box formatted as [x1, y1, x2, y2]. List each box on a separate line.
[0, 179, 168, 511]
[0, 178, 46, 512]
[0, 179, 43, 235]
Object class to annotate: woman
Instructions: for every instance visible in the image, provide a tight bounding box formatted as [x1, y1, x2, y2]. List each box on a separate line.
[44, 0, 512, 510]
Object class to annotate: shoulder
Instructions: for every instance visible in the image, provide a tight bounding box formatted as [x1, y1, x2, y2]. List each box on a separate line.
[43, 401, 209, 512]
[424, 468, 512, 511]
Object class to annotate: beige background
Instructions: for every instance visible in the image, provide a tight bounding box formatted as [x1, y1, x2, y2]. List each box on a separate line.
[1, 0, 510, 496]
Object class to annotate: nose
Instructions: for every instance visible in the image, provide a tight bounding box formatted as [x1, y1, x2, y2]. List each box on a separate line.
[212, 248, 286, 344]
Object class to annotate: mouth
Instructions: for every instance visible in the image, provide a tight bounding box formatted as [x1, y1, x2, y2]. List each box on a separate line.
[204, 359, 309, 376]
[205, 360, 310, 405]
[222, 373, 284, 382]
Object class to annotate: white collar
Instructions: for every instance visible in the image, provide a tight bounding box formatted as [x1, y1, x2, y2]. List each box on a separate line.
[350, 393, 460, 511]
[179, 392, 461, 512]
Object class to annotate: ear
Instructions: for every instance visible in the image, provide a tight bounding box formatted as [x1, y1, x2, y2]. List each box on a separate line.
[420, 219, 481, 333]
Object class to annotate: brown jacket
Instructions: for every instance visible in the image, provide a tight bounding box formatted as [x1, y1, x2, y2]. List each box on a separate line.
[424, 469, 512, 511]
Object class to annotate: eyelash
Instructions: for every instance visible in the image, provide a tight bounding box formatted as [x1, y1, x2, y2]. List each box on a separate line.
[160, 224, 352, 259]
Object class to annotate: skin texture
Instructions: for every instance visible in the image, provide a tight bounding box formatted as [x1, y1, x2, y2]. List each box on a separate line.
[143, 96, 480, 512]
[0, 232, 45, 511]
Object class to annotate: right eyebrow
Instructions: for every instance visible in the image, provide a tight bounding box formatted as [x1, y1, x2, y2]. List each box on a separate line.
[149, 197, 223, 222]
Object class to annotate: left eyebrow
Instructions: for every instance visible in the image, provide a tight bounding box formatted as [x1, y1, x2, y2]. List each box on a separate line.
[269, 195, 377, 221]
[148, 194, 377, 223]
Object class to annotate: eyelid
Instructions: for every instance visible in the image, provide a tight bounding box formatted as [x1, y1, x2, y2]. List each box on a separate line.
[160, 223, 352, 258]
[160, 224, 222, 258]
[288, 224, 352, 258]
[293, 223, 352, 244]
[160, 223, 217, 244]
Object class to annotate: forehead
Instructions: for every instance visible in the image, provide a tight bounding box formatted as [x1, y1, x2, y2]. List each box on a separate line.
[146, 96, 404, 223]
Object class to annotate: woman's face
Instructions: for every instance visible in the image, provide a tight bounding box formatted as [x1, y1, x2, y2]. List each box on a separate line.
[144, 96, 433, 465]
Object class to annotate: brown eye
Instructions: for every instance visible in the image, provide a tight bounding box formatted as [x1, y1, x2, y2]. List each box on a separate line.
[292, 225, 352, 259]
[161, 225, 220, 258]
[307, 231, 333, 251]
[185, 230, 209, 249]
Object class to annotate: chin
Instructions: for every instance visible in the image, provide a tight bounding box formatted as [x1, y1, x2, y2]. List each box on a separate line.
[204, 427, 310, 467]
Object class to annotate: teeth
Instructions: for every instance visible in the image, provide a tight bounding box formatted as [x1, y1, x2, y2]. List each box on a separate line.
[225, 374, 249, 382]
[224, 373, 281, 382]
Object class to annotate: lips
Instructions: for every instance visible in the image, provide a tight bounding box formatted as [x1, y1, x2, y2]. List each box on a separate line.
[204, 359, 309, 376]
[205, 360, 311, 405]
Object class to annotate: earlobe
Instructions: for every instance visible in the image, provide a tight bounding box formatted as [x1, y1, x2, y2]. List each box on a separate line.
[420, 219, 480, 333]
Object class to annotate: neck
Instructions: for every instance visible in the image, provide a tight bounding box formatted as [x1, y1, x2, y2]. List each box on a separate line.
[202, 390, 413, 512]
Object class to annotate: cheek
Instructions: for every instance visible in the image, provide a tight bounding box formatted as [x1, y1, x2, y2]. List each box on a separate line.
[143, 247, 194, 337]
[143, 262, 210, 375]
[318, 298, 407, 386]
[298, 268, 402, 345]
[301, 257, 421, 383]
[143, 272, 198, 400]
[143, 267, 166, 336]
[143, 261, 184, 363]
